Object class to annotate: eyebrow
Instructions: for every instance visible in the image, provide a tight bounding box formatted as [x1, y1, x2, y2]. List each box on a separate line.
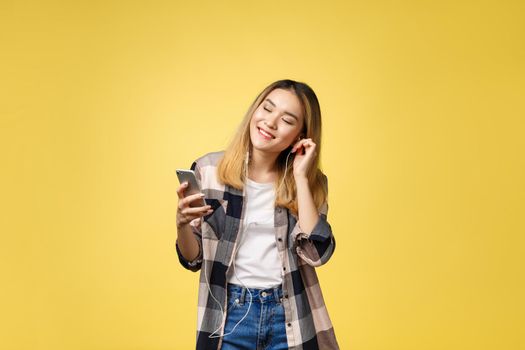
[264, 98, 299, 120]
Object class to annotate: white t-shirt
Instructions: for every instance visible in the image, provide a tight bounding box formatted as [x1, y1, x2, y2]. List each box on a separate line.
[227, 177, 283, 288]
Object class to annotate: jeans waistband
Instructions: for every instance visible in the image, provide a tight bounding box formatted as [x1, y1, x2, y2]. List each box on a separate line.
[226, 283, 283, 304]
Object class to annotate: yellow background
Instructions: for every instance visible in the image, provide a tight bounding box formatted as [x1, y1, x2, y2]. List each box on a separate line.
[1, 0, 524, 349]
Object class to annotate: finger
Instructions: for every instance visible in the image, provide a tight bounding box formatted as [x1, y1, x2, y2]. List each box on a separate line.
[178, 193, 204, 209]
[292, 139, 306, 152]
[178, 207, 209, 223]
[182, 205, 212, 215]
[176, 181, 189, 199]
[304, 140, 316, 149]
[181, 192, 206, 207]
[179, 193, 209, 209]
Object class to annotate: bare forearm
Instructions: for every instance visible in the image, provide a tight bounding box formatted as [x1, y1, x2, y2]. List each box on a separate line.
[295, 176, 320, 235]
[176, 223, 200, 261]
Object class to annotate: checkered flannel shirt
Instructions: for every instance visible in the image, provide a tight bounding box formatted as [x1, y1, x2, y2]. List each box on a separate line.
[176, 151, 339, 349]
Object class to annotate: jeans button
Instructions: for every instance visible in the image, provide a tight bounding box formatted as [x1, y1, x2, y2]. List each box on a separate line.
[261, 291, 267, 297]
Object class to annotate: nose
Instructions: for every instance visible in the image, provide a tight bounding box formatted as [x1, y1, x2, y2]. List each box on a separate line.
[265, 113, 279, 129]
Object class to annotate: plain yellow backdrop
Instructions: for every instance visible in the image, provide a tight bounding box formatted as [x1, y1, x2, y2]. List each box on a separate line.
[1, 0, 524, 349]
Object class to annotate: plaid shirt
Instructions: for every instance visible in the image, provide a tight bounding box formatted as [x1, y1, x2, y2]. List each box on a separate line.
[176, 151, 339, 350]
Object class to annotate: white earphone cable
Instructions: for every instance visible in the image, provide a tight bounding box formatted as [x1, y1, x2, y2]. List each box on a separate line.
[204, 146, 294, 339]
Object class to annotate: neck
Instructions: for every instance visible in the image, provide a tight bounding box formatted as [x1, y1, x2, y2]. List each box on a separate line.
[248, 147, 279, 180]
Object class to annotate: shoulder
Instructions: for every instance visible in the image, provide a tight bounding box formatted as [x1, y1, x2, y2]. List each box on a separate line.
[192, 150, 225, 168]
[191, 151, 227, 191]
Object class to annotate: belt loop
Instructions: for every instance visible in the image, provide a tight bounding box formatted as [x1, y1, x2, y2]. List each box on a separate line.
[240, 286, 246, 305]
[273, 286, 280, 303]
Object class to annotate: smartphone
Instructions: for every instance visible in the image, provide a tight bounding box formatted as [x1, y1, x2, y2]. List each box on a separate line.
[176, 169, 206, 208]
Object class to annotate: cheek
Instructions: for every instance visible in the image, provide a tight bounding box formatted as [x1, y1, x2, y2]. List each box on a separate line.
[252, 110, 263, 121]
[249, 119, 258, 138]
[283, 128, 300, 141]
[250, 117, 258, 131]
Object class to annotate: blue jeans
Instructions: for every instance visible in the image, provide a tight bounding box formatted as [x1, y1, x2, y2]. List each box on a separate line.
[220, 283, 288, 350]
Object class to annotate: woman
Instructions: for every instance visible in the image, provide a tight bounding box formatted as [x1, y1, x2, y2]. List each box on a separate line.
[176, 79, 339, 350]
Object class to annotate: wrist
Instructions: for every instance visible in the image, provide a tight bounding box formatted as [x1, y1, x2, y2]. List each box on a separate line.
[176, 221, 189, 230]
[294, 174, 308, 182]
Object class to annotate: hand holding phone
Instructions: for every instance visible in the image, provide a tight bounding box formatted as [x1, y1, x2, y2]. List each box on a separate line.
[176, 169, 206, 207]
[175, 169, 213, 228]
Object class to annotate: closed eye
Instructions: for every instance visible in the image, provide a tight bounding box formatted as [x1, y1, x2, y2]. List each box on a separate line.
[264, 107, 294, 125]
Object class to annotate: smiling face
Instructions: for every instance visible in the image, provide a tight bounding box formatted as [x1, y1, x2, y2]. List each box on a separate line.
[249, 88, 305, 154]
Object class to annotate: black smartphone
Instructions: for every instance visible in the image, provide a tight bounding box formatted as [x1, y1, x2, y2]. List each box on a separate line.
[175, 169, 206, 208]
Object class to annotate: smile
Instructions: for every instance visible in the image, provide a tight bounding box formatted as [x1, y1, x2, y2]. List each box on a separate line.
[258, 127, 275, 140]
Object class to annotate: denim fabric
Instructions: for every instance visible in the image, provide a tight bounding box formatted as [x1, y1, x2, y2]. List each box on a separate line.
[220, 283, 288, 350]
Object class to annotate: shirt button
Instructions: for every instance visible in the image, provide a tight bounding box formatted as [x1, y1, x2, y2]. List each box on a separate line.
[284, 294, 289, 299]
[283, 267, 286, 271]
[287, 322, 292, 327]
[278, 208, 282, 213]
[278, 238, 282, 242]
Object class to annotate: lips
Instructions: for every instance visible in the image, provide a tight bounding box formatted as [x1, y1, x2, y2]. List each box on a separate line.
[258, 127, 275, 139]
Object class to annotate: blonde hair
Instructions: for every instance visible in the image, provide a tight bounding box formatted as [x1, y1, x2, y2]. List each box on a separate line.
[217, 79, 327, 215]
